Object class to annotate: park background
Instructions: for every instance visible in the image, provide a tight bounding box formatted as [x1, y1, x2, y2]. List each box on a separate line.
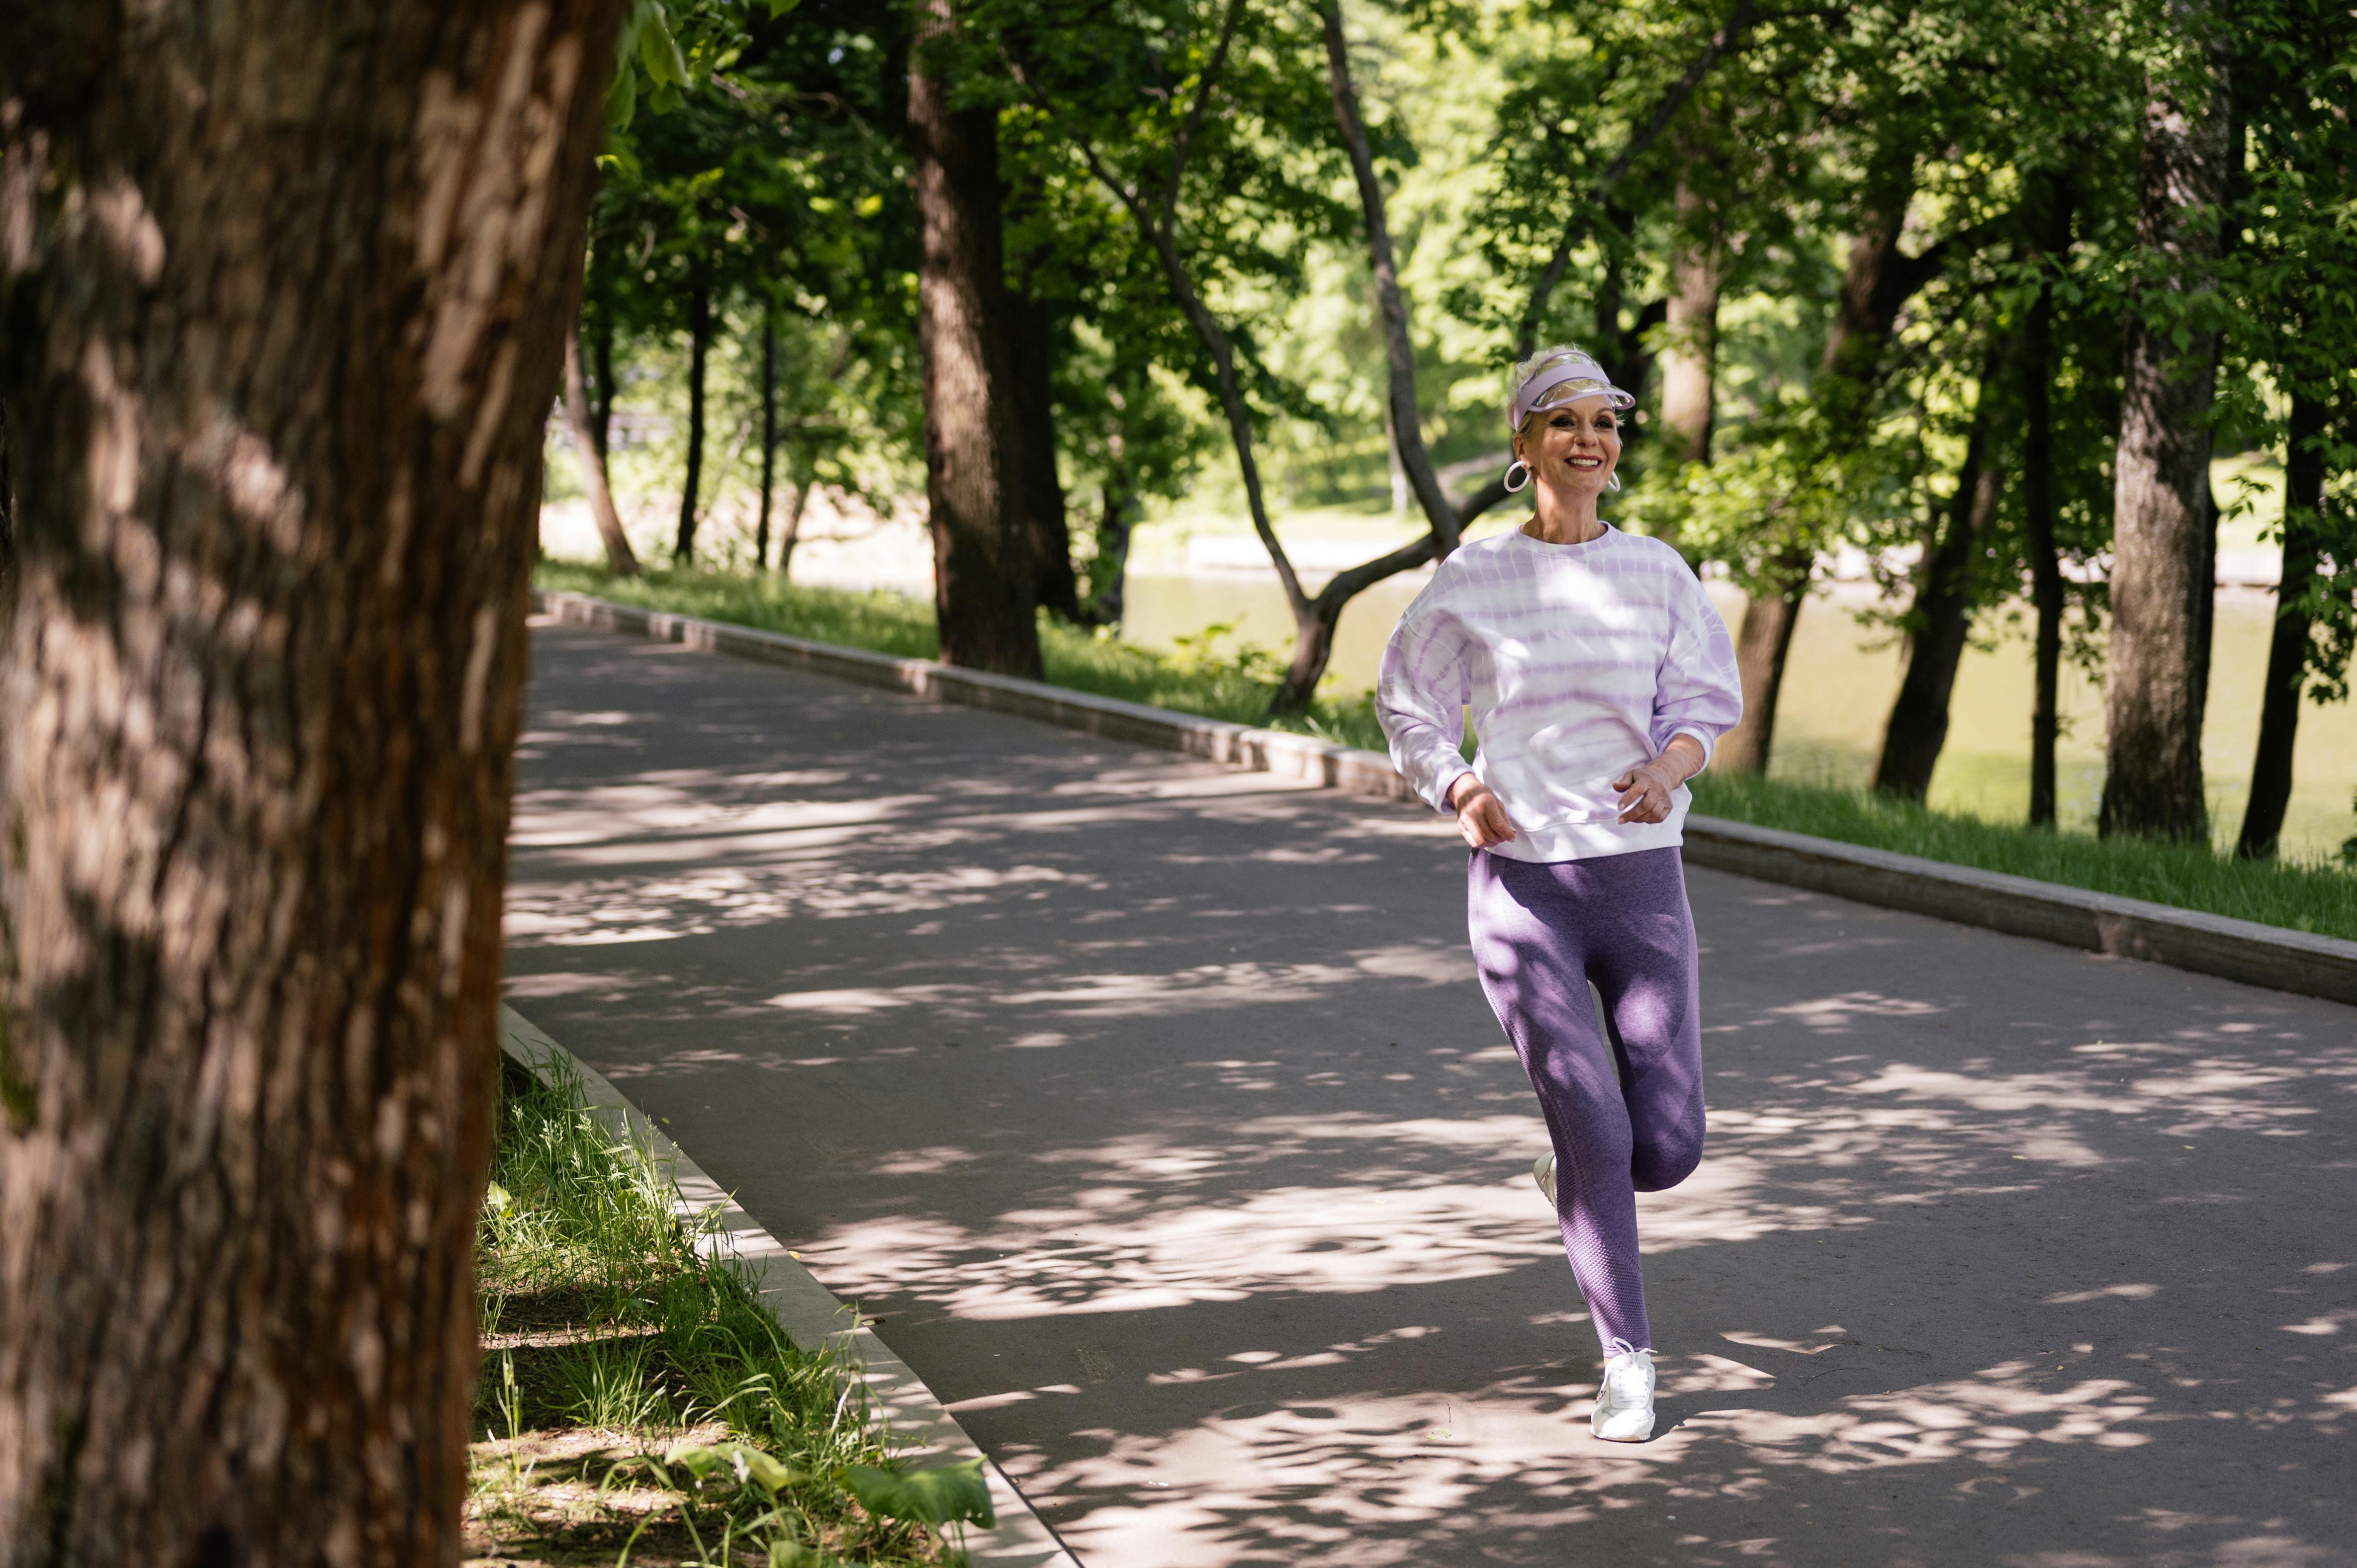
[532, 0, 2356, 868]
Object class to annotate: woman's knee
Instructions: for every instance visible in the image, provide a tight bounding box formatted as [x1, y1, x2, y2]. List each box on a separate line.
[1629, 1120, 1704, 1192]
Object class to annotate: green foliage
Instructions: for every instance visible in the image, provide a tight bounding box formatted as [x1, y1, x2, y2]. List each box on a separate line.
[846, 1459, 996, 1530]
[564, 0, 2357, 773]
[476, 1049, 956, 1564]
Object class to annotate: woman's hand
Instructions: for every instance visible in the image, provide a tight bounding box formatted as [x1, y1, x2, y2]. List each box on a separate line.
[1449, 775, 1518, 850]
[1612, 735, 1706, 824]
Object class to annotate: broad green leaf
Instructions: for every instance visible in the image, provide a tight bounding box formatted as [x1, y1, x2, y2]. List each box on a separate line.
[846, 1457, 996, 1528]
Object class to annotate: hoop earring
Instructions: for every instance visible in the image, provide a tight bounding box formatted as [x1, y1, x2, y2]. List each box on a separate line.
[1607, 470, 1622, 492]
[1504, 459, 1532, 493]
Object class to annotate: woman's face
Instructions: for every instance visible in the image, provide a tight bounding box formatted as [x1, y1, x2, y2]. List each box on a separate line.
[1515, 394, 1622, 496]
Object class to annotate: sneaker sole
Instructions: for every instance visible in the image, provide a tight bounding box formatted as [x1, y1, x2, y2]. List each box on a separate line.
[1590, 1414, 1655, 1443]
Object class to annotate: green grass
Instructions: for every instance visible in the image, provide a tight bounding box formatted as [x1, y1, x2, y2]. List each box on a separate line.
[534, 559, 2355, 944]
[472, 1048, 963, 1566]
[1691, 771, 2357, 941]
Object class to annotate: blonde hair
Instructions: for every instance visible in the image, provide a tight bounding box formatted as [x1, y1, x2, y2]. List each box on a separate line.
[1512, 342, 1594, 395]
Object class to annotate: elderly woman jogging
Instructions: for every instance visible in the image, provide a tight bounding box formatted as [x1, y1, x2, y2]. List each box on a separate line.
[1376, 346, 1743, 1443]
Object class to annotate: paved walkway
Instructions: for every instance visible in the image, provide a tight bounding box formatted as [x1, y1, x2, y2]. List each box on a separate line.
[506, 619, 2357, 1568]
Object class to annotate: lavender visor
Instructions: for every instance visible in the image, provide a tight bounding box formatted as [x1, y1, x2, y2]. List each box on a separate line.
[1509, 348, 1635, 434]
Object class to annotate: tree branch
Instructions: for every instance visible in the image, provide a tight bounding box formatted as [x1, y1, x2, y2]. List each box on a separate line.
[1514, 0, 1760, 358]
[1318, 0, 1459, 552]
[1014, 57, 1312, 617]
[1160, 0, 1246, 231]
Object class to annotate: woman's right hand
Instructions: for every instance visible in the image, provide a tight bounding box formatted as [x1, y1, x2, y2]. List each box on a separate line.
[1449, 776, 1518, 850]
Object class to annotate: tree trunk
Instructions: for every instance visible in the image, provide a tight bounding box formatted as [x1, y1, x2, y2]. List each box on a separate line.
[757, 313, 777, 571]
[1874, 345, 2006, 798]
[1008, 291, 1079, 620]
[565, 334, 640, 577]
[1093, 479, 1138, 624]
[1657, 179, 1722, 469]
[2102, 18, 2232, 843]
[674, 267, 712, 567]
[775, 471, 810, 577]
[0, 3, 618, 1562]
[1716, 552, 1809, 775]
[909, 1, 1041, 677]
[2022, 184, 2073, 827]
[2235, 392, 2327, 859]
[0, 401, 12, 574]
[1722, 158, 1922, 772]
[589, 302, 617, 459]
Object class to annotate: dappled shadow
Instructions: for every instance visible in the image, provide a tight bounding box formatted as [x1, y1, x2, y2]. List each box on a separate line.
[507, 625, 2357, 1568]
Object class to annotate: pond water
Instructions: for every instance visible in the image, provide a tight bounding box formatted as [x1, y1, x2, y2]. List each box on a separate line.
[1119, 569, 2357, 863]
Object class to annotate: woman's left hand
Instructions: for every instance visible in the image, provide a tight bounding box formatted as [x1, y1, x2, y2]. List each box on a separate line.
[1612, 736, 1705, 824]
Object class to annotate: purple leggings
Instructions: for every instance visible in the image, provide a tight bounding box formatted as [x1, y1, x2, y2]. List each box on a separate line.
[1467, 845, 1707, 1356]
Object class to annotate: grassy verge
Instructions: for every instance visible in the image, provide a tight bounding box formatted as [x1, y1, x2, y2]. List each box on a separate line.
[469, 1049, 980, 1567]
[532, 560, 2355, 943]
[1691, 771, 2357, 940]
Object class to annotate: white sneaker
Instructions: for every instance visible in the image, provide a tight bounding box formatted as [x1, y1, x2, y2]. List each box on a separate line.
[1533, 1150, 1557, 1207]
[1591, 1344, 1656, 1443]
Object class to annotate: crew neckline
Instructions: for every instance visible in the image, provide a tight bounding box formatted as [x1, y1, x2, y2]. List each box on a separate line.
[1505, 520, 1620, 553]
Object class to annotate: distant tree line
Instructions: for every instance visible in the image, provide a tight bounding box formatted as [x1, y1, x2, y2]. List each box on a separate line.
[573, 0, 2355, 855]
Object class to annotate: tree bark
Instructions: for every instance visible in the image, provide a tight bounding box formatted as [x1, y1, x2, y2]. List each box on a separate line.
[2235, 392, 2327, 859]
[1657, 179, 1722, 469]
[1716, 549, 1809, 774]
[1874, 344, 2007, 798]
[757, 312, 777, 571]
[0, 3, 619, 1563]
[674, 266, 712, 567]
[2022, 184, 2073, 827]
[2102, 17, 2232, 843]
[1009, 290, 1079, 620]
[565, 333, 640, 576]
[909, 0, 1040, 676]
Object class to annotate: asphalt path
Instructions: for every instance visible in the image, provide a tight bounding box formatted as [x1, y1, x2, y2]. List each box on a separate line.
[506, 618, 2357, 1568]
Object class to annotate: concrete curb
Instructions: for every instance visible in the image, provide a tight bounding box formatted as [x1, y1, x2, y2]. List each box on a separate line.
[1676, 816, 2357, 1007]
[498, 1004, 1081, 1568]
[530, 587, 2357, 1009]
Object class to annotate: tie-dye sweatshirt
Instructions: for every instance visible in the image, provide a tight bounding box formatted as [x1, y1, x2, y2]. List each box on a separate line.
[1376, 524, 1744, 863]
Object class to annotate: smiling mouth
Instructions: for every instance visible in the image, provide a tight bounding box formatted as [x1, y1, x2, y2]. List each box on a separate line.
[1568, 456, 1604, 470]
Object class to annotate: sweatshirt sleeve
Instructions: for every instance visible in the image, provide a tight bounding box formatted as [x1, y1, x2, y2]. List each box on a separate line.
[1377, 577, 1476, 814]
[1650, 560, 1744, 768]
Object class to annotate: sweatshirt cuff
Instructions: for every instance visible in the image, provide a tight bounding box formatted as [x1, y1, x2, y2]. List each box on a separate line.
[1666, 725, 1717, 771]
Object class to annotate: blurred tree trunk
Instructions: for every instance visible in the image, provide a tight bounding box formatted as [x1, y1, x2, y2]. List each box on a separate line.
[565, 334, 640, 576]
[674, 265, 712, 567]
[2102, 17, 2232, 842]
[1717, 549, 1809, 774]
[1875, 343, 2006, 798]
[1093, 480, 1139, 624]
[775, 468, 811, 577]
[588, 293, 617, 457]
[909, 0, 1041, 676]
[2022, 182, 2074, 827]
[1720, 162, 1922, 773]
[2235, 392, 2327, 858]
[1657, 180, 1722, 471]
[757, 312, 777, 571]
[0, 1, 618, 1562]
[1009, 290, 1079, 620]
